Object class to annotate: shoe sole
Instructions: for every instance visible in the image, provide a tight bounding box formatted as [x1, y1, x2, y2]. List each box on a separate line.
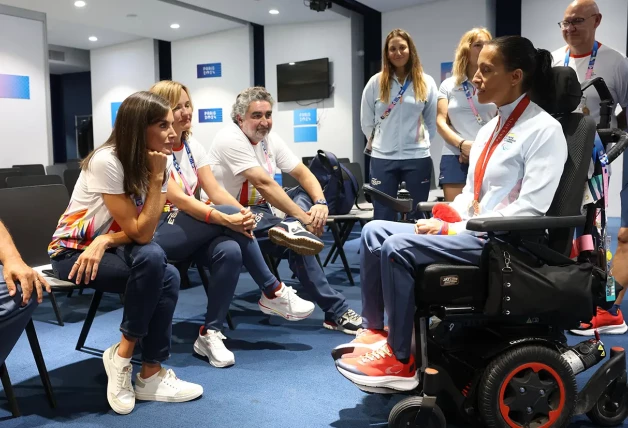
[323, 322, 360, 335]
[102, 350, 134, 415]
[335, 365, 419, 392]
[570, 322, 628, 336]
[193, 341, 235, 368]
[135, 389, 203, 403]
[268, 227, 324, 256]
[258, 301, 314, 321]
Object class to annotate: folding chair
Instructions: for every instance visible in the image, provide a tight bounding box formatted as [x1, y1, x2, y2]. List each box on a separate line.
[12, 164, 45, 176]
[6, 174, 63, 188]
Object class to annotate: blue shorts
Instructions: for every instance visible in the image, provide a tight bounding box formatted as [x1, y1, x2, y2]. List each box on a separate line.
[622, 152, 628, 227]
[439, 155, 469, 186]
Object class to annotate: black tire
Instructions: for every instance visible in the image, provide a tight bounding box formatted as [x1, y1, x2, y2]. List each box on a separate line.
[388, 396, 446, 428]
[478, 345, 577, 428]
[586, 376, 628, 426]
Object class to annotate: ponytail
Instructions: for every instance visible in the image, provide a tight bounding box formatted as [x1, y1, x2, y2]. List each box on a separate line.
[529, 48, 553, 105]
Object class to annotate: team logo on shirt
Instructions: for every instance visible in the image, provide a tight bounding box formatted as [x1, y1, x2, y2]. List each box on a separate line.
[503, 133, 517, 149]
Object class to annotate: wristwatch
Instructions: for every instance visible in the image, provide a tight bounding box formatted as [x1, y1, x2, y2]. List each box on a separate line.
[314, 199, 328, 206]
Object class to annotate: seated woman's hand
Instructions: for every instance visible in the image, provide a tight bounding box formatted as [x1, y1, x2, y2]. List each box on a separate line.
[68, 234, 111, 285]
[414, 218, 444, 235]
[240, 207, 256, 231]
[226, 212, 255, 239]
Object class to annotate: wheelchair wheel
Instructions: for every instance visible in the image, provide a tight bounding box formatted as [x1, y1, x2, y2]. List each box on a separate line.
[478, 345, 577, 428]
[388, 396, 446, 428]
[586, 374, 628, 426]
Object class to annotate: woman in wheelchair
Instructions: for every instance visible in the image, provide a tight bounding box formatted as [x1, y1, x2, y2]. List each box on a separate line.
[335, 36, 569, 391]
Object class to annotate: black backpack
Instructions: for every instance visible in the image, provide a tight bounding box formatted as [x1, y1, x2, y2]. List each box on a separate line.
[308, 150, 358, 215]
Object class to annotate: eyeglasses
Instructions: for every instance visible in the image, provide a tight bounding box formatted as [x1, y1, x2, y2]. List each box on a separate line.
[558, 14, 598, 29]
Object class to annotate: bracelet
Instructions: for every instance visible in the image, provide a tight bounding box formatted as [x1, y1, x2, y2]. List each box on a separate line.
[457, 139, 465, 150]
[205, 207, 214, 224]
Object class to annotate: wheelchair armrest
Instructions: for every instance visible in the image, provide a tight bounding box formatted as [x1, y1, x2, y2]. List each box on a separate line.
[416, 201, 450, 212]
[466, 215, 586, 232]
[363, 184, 413, 214]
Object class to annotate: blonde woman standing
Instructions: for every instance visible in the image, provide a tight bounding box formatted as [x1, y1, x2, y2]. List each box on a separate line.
[437, 28, 497, 201]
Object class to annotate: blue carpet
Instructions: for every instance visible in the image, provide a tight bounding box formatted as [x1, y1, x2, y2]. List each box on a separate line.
[1, 219, 627, 427]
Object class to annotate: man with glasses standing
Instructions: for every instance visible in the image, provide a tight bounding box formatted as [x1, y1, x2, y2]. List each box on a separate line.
[552, 0, 628, 336]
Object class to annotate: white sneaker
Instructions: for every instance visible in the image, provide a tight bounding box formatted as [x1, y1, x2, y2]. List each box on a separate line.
[134, 368, 203, 403]
[258, 283, 315, 321]
[102, 343, 135, 415]
[193, 328, 235, 368]
[268, 220, 324, 255]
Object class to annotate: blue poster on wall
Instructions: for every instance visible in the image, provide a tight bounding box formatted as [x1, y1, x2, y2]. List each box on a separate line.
[440, 62, 453, 83]
[294, 109, 317, 125]
[294, 126, 318, 143]
[0, 74, 30, 99]
[199, 108, 223, 123]
[111, 102, 122, 127]
[197, 63, 222, 78]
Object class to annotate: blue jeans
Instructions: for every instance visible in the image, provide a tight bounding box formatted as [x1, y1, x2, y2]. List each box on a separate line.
[152, 206, 280, 330]
[369, 157, 432, 221]
[51, 242, 180, 364]
[249, 186, 350, 321]
[360, 220, 485, 359]
[0, 266, 39, 366]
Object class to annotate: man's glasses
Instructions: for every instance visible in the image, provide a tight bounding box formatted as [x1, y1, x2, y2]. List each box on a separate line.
[558, 14, 598, 29]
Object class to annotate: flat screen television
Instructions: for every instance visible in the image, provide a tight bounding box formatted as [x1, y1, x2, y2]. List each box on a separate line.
[277, 58, 330, 102]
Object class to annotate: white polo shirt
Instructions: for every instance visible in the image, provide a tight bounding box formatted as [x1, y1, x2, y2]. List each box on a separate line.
[206, 122, 300, 206]
[552, 43, 628, 128]
[170, 136, 210, 196]
[438, 76, 498, 156]
[449, 94, 568, 234]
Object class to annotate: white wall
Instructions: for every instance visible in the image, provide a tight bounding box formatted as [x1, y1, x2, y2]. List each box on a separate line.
[0, 8, 51, 168]
[265, 18, 355, 162]
[171, 25, 253, 151]
[90, 39, 159, 146]
[523, 0, 628, 217]
[382, 0, 496, 179]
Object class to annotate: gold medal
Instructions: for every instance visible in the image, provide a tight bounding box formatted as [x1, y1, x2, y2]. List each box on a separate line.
[582, 104, 590, 116]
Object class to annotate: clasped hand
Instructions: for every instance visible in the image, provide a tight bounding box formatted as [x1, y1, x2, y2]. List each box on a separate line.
[414, 218, 443, 235]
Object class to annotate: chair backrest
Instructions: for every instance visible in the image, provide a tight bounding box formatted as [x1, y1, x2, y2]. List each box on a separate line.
[302, 156, 315, 166]
[338, 158, 350, 164]
[12, 164, 45, 176]
[281, 171, 300, 189]
[63, 168, 81, 196]
[0, 185, 69, 266]
[344, 162, 366, 204]
[0, 170, 23, 189]
[6, 174, 63, 188]
[66, 159, 81, 169]
[530, 67, 596, 255]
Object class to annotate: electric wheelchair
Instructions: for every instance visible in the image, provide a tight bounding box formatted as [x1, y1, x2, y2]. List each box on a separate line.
[338, 66, 628, 427]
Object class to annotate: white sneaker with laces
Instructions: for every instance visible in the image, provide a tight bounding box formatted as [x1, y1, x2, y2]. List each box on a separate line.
[258, 283, 315, 321]
[193, 329, 235, 368]
[102, 343, 135, 415]
[134, 368, 203, 403]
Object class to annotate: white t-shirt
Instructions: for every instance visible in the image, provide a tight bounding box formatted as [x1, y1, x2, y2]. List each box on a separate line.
[206, 122, 300, 206]
[438, 76, 498, 156]
[170, 136, 210, 196]
[49, 146, 172, 256]
[552, 43, 628, 128]
[448, 94, 568, 234]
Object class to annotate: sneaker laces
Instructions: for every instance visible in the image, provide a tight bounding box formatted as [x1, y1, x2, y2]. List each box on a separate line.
[342, 309, 361, 324]
[281, 285, 301, 305]
[206, 331, 228, 347]
[117, 365, 133, 392]
[359, 344, 393, 363]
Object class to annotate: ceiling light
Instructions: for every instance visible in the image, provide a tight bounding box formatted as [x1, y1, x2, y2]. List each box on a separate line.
[289, 62, 295, 65]
[74, 1, 86, 7]
[88, 36, 98, 42]
[170, 23, 180, 29]
[269, 9, 279, 14]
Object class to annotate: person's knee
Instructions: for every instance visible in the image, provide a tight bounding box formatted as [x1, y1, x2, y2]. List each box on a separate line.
[162, 264, 181, 300]
[133, 242, 168, 271]
[213, 205, 241, 216]
[214, 240, 243, 266]
[362, 220, 387, 239]
[619, 228, 628, 247]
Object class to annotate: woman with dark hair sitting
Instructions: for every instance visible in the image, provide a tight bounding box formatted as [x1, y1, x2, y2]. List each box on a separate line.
[335, 36, 568, 391]
[49, 91, 203, 414]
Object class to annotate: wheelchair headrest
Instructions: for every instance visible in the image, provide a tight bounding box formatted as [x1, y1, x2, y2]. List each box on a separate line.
[531, 66, 582, 116]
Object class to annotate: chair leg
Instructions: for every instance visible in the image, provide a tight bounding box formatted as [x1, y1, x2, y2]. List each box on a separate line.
[48, 290, 64, 327]
[0, 363, 20, 417]
[76, 290, 103, 351]
[25, 320, 56, 409]
[315, 254, 323, 270]
[198, 265, 235, 331]
[66, 289, 74, 298]
[331, 221, 356, 265]
[329, 222, 355, 286]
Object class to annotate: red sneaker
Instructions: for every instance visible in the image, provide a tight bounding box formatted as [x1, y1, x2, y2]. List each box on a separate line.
[570, 307, 628, 336]
[331, 328, 388, 360]
[335, 343, 419, 391]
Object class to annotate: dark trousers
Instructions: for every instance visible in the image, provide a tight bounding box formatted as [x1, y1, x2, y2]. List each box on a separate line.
[51, 242, 180, 363]
[249, 186, 349, 321]
[369, 157, 432, 221]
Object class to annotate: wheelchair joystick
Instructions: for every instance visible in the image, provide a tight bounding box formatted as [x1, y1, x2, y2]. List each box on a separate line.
[561, 334, 606, 375]
[397, 182, 411, 201]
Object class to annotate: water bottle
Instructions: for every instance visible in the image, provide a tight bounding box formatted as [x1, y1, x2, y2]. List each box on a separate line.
[397, 181, 411, 200]
[561, 334, 606, 375]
